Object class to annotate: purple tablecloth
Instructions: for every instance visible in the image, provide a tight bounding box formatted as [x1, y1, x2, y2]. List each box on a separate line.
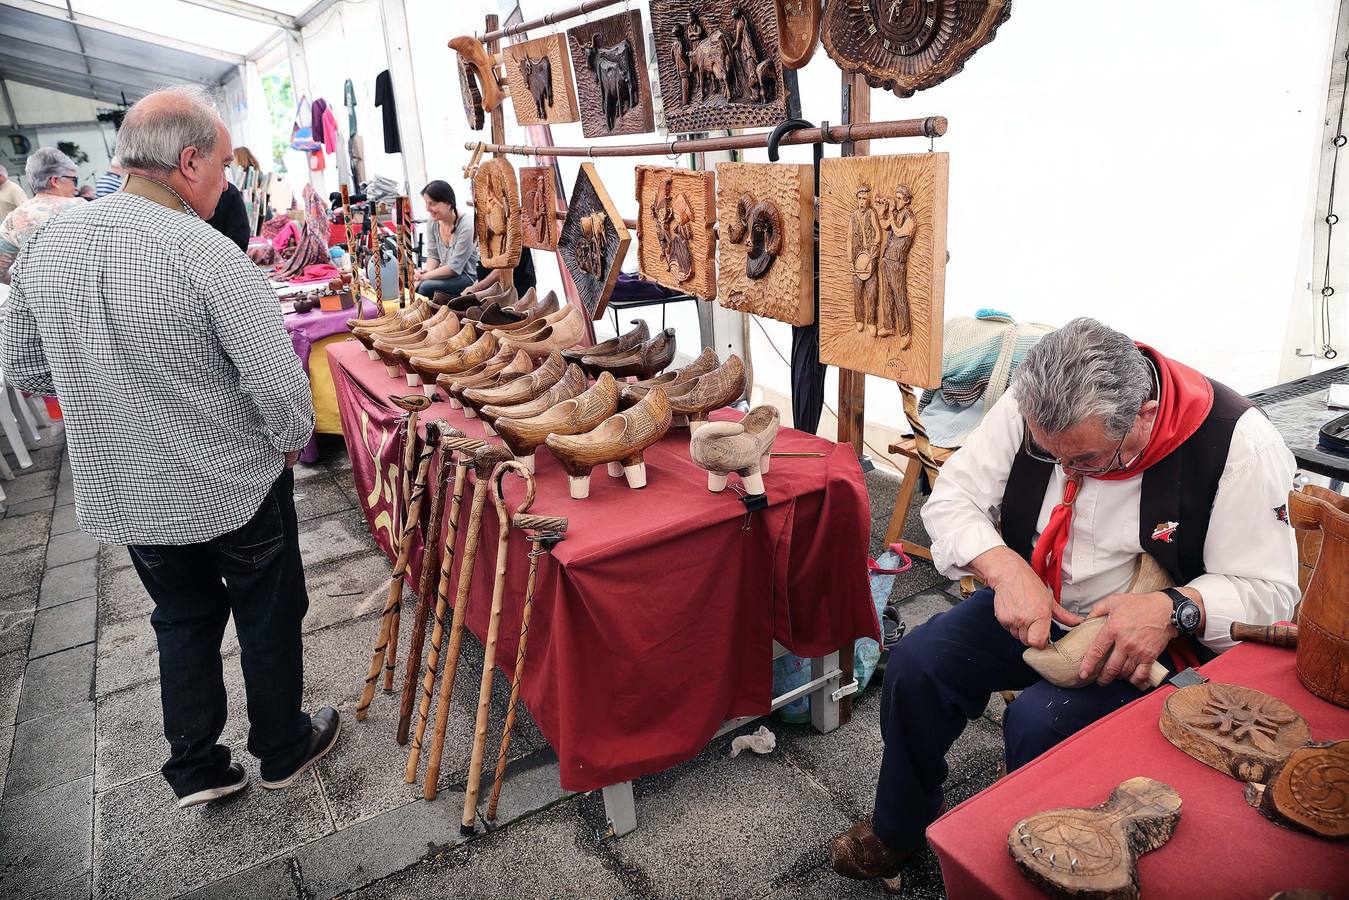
[284, 298, 377, 462]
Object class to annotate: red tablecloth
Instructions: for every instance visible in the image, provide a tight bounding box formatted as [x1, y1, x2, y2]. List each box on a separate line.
[928, 642, 1349, 898]
[326, 341, 879, 791]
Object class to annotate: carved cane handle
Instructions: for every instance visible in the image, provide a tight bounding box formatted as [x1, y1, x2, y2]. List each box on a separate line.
[391, 394, 433, 413]
[512, 513, 569, 532]
[489, 460, 536, 519]
[471, 444, 513, 478]
[1229, 622, 1298, 648]
[444, 437, 486, 456]
[435, 425, 466, 447]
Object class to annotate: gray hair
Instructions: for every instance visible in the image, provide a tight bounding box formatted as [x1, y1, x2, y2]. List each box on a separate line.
[0, 164, 7, 178]
[25, 148, 77, 192]
[1014, 317, 1151, 439]
[115, 85, 223, 175]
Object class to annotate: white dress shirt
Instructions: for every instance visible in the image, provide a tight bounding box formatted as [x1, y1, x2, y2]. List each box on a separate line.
[921, 388, 1299, 651]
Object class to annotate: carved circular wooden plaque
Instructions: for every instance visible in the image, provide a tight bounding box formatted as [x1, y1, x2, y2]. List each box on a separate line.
[1265, 740, 1349, 839]
[1159, 682, 1311, 782]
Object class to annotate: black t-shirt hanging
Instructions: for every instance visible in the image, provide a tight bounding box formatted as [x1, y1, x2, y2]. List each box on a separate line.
[373, 70, 401, 154]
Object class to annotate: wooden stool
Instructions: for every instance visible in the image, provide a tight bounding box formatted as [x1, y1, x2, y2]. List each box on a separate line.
[881, 436, 978, 599]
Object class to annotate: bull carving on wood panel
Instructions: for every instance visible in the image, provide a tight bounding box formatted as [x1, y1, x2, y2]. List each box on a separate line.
[580, 34, 640, 132]
[520, 53, 553, 119]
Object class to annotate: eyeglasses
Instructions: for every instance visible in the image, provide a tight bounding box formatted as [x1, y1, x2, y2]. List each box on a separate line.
[1022, 420, 1140, 475]
[60, 175, 79, 184]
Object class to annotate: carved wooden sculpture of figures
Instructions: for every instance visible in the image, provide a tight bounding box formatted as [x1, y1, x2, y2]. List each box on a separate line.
[651, 174, 694, 283]
[849, 184, 883, 335]
[568, 10, 655, 139]
[472, 157, 522, 270]
[520, 166, 557, 251]
[577, 212, 608, 278]
[636, 165, 717, 299]
[558, 163, 630, 319]
[730, 5, 775, 103]
[876, 184, 915, 343]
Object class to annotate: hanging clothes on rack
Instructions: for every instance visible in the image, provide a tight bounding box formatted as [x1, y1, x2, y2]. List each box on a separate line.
[308, 98, 340, 173]
[373, 70, 401, 153]
[344, 78, 366, 187]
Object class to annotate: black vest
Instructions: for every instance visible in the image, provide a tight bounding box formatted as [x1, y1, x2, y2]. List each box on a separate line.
[1001, 379, 1253, 585]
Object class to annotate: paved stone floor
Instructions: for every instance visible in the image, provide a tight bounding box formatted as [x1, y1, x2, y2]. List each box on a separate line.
[0, 428, 1003, 899]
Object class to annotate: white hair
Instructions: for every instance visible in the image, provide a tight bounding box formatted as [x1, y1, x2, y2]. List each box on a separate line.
[0, 164, 7, 178]
[1014, 317, 1152, 439]
[115, 85, 224, 175]
[25, 148, 77, 192]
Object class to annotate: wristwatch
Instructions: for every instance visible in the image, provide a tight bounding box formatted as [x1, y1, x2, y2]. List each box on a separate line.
[1162, 588, 1201, 635]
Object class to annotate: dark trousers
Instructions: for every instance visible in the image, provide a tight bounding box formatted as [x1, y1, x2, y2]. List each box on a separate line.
[129, 470, 312, 797]
[872, 588, 1171, 849]
[416, 273, 473, 299]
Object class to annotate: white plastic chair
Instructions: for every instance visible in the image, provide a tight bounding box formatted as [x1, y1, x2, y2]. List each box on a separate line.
[0, 372, 33, 470]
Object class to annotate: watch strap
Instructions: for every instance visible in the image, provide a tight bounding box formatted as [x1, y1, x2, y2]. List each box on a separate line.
[1162, 587, 1197, 633]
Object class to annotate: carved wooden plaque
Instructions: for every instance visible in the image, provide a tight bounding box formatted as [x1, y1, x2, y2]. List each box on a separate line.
[821, 0, 1012, 98]
[1160, 682, 1312, 783]
[818, 153, 947, 387]
[473, 157, 522, 270]
[1261, 740, 1349, 840]
[1009, 777, 1181, 900]
[557, 163, 630, 320]
[716, 161, 814, 326]
[635, 165, 717, 300]
[566, 10, 656, 138]
[519, 166, 558, 251]
[649, 0, 801, 133]
[503, 34, 580, 127]
[449, 36, 507, 130]
[773, 0, 821, 69]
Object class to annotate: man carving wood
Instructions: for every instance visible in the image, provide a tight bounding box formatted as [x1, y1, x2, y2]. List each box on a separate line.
[830, 318, 1299, 889]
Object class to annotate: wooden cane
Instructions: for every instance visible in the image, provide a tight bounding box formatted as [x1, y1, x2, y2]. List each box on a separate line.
[485, 511, 567, 823]
[404, 434, 486, 766]
[384, 397, 437, 694]
[402, 196, 417, 304]
[372, 222, 384, 306]
[394, 425, 466, 743]
[422, 444, 513, 799]
[340, 184, 363, 304]
[354, 401, 436, 721]
[461, 459, 536, 834]
[1230, 622, 1299, 648]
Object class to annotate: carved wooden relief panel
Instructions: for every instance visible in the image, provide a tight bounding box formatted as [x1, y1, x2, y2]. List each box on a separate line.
[520, 166, 558, 251]
[635, 165, 717, 301]
[503, 34, 580, 126]
[472, 157, 522, 270]
[558, 163, 630, 320]
[773, 0, 821, 69]
[821, 0, 1011, 98]
[716, 161, 814, 326]
[819, 153, 947, 387]
[650, 0, 801, 133]
[566, 10, 656, 138]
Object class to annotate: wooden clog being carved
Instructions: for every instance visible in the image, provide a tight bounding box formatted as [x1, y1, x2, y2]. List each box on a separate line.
[496, 372, 621, 470]
[1009, 777, 1181, 900]
[1160, 683, 1311, 782]
[582, 327, 677, 380]
[620, 347, 721, 408]
[479, 364, 587, 427]
[545, 386, 673, 498]
[462, 351, 567, 416]
[1258, 740, 1349, 840]
[562, 319, 650, 367]
[502, 304, 588, 358]
[689, 405, 780, 494]
[1023, 617, 1169, 692]
[437, 350, 535, 407]
[666, 354, 746, 427]
[407, 330, 498, 383]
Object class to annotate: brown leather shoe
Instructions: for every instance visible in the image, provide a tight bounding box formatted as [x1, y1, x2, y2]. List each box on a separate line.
[829, 818, 916, 886]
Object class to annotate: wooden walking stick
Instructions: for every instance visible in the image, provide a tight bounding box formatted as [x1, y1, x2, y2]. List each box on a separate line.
[372, 223, 384, 305]
[486, 511, 567, 823]
[402, 196, 417, 303]
[354, 397, 433, 721]
[422, 444, 513, 799]
[383, 398, 437, 694]
[462, 459, 535, 834]
[405, 435, 487, 779]
[394, 424, 466, 743]
[339, 184, 365, 306]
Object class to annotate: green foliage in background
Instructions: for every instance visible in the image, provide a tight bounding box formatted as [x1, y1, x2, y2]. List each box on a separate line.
[56, 141, 89, 165]
[261, 69, 295, 174]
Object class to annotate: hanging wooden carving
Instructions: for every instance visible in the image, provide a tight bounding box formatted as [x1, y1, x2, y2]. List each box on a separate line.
[773, 0, 821, 68]
[650, 0, 801, 133]
[520, 166, 558, 251]
[1009, 777, 1182, 900]
[635, 165, 717, 300]
[449, 36, 507, 130]
[818, 153, 947, 387]
[566, 11, 656, 138]
[473, 157, 522, 270]
[716, 161, 814, 326]
[503, 34, 580, 126]
[557, 162, 630, 320]
[821, 0, 1012, 98]
[1160, 682, 1311, 783]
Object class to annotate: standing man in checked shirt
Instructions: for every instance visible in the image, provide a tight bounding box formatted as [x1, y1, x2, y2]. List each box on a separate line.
[0, 86, 340, 809]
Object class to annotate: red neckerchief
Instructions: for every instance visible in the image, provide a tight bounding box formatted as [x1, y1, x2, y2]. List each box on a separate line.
[1029, 344, 1214, 602]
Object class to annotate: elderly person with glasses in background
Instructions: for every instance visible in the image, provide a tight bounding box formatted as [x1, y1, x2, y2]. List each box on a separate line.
[0, 147, 83, 284]
[829, 316, 1299, 891]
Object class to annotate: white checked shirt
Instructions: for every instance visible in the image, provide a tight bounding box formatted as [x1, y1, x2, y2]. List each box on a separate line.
[922, 388, 1299, 651]
[0, 178, 314, 545]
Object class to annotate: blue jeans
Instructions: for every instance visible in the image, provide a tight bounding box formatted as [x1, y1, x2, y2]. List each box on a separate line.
[416, 274, 473, 299]
[128, 470, 312, 797]
[871, 588, 1173, 849]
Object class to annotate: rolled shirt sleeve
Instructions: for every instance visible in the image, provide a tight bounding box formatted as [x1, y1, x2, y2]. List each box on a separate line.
[204, 255, 315, 453]
[0, 269, 57, 396]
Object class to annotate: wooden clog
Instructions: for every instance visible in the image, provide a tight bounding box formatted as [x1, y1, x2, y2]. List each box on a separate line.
[562, 319, 649, 367]
[502, 304, 587, 358]
[437, 349, 535, 407]
[373, 312, 463, 383]
[666, 354, 746, 427]
[689, 405, 780, 494]
[465, 301, 529, 327]
[479, 364, 587, 427]
[406, 330, 498, 382]
[509, 289, 559, 319]
[348, 297, 430, 334]
[620, 347, 720, 408]
[545, 386, 672, 498]
[496, 372, 621, 470]
[487, 298, 580, 337]
[581, 327, 676, 380]
[462, 351, 568, 417]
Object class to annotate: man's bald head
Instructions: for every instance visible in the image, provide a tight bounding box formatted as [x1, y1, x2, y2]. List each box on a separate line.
[116, 86, 231, 219]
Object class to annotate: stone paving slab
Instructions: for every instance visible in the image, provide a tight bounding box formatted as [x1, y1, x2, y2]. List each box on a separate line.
[346, 800, 634, 900]
[93, 770, 331, 900]
[476, 748, 572, 829]
[5, 700, 94, 801]
[301, 553, 393, 635]
[893, 588, 957, 631]
[94, 614, 163, 697]
[297, 510, 381, 568]
[40, 559, 98, 609]
[49, 504, 79, 537]
[5, 468, 58, 505]
[0, 724, 12, 801]
[0, 545, 45, 601]
[44, 531, 98, 568]
[0, 774, 93, 897]
[0, 592, 36, 659]
[97, 544, 133, 576]
[293, 474, 357, 523]
[0, 648, 25, 726]
[29, 596, 96, 659]
[96, 564, 154, 628]
[30, 871, 92, 900]
[0, 508, 53, 553]
[3, 441, 65, 474]
[17, 643, 95, 723]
